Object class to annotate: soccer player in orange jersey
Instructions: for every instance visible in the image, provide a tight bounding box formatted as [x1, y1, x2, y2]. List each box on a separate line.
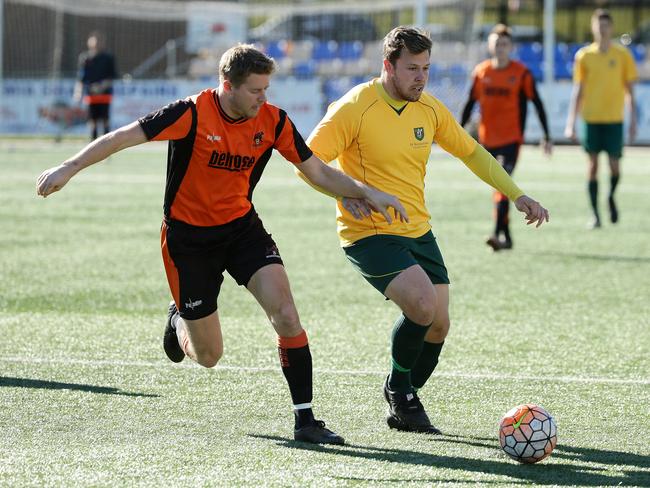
[461, 24, 552, 251]
[36, 44, 408, 446]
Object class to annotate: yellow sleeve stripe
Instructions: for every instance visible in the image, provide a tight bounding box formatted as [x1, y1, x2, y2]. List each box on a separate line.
[460, 144, 525, 202]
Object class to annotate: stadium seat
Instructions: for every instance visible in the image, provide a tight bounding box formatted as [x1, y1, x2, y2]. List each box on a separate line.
[518, 42, 543, 63]
[265, 41, 287, 60]
[293, 60, 316, 79]
[568, 43, 584, 60]
[554, 43, 570, 63]
[631, 44, 647, 63]
[312, 40, 338, 61]
[527, 61, 544, 81]
[555, 61, 572, 79]
[447, 63, 467, 82]
[337, 41, 363, 61]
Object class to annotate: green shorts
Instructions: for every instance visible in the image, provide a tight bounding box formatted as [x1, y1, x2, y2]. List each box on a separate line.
[342, 231, 449, 295]
[582, 122, 623, 158]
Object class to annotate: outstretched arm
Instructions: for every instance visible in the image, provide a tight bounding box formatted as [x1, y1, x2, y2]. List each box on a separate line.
[461, 144, 549, 228]
[530, 91, 552, 155]
[564, 83, 583, 141]
[626, 82, 637, 143]
[36, 121, 148, 197]
[459, 97, 476, 128]
[296, 155, 408, 224]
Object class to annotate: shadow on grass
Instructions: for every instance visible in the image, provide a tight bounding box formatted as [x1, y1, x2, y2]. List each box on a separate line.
[250, 434, 650, 486]
[0, 376, 159, 397]
[539, 250, 650, 263]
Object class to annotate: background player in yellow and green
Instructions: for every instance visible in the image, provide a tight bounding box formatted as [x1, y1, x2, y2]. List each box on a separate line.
[305, 26, 549, 434]
[565, 9, 638, 229]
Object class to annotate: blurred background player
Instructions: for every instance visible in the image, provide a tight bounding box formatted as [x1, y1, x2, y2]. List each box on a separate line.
[460, 24, 552, 252]
[306, 26, 549, 435]
[564, 9, 638, 229]
[73, 31, 118, 140]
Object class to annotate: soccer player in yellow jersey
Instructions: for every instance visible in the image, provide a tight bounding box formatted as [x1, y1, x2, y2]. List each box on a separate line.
[304, 26, 549, 434]
[564, 9, 638, 228]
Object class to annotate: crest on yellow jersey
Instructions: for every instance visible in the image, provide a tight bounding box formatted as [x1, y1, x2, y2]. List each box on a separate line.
[414, 127, 424, 141]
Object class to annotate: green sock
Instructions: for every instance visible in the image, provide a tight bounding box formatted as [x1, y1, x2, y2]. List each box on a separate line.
[388, 314, 430, 393]
[411, 341, 444, 391]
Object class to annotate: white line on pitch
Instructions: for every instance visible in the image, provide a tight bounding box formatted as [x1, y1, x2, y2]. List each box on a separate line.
[1, 356, 648, 386]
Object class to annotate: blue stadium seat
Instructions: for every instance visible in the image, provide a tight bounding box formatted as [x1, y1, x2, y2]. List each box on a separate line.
[555, 61, 572, 79]
[518, 42, 543, 63]
[337, 41, 363, 61]
[568, 43, 584, 60]
[631, 44, 647, 63]
[265, 41, 287, 60]
[528, 61, 543, 81]
[293, 60, 316, 79]
[312, 41, 338, 61]
[447, 63, 467, 82]
[554, 43, 570, 63]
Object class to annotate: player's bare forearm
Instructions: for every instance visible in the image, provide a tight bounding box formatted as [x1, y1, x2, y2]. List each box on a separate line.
[564, 84, 582, 139]
[37, 121, 147, 197]
[298, 155, 369, 199]
[298, 156, 408, 223]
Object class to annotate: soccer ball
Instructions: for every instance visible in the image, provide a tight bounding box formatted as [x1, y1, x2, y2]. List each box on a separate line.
[498, 404, 557, 463]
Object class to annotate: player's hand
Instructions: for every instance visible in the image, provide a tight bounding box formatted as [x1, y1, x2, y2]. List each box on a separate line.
[514, 195, 549, 228]
[36, 164, 75, 197]
[361, 187, 409, 225]
[629, 119, 637, 143]
[341, 197, 372, 220]
[564, 124, 577, 142]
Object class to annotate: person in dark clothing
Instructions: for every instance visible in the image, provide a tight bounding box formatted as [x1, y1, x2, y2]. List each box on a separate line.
[74, 32, 118, 140]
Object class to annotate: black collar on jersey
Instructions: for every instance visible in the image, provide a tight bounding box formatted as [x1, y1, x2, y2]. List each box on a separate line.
[214, 91, 247, 124]
[391, 104, 407, 116]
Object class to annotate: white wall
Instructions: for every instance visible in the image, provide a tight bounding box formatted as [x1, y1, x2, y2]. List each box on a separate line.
[0, 78, 324, 139]
[1, 78, 649, 144]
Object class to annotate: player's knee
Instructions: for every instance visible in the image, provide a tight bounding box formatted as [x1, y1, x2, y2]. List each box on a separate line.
[403, 294, 436, 326]
[270, 301, 301, 334]
[429, 315, 450, 341]
[194, 345, 223, 368]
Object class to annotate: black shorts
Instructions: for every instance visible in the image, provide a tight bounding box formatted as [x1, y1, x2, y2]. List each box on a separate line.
[88, 103, 110, 120]
[485, 142, 520, 175]
[160, 209, 283, 320]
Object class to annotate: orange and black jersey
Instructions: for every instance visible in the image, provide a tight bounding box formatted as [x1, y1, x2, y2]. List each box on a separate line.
[138, 89, 312, 227]
[460, 60, 550, 148]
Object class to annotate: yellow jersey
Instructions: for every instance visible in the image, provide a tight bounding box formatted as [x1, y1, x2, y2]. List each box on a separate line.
[308, 79, 480, 246]
[573, 43, 637, 123]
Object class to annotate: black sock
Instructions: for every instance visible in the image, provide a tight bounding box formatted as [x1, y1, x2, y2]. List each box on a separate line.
[91, 126, 98, 140]
[411, 341, 444, 390]
[388, 314, 430, 393]
[294, 408, 315, 429]
[278, 331, 313, 428]
[588, 180, 599, 219]
[610, 174, 620, 198]
[493, 203, 502, 237]
[497, 200, 511, 242]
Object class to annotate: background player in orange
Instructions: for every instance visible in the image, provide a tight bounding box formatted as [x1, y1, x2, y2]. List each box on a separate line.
[73, 31, 118, 140]
[564, 9, 637, 229]
[460, 24, 552, 251]
[37, 44, 407, 446]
